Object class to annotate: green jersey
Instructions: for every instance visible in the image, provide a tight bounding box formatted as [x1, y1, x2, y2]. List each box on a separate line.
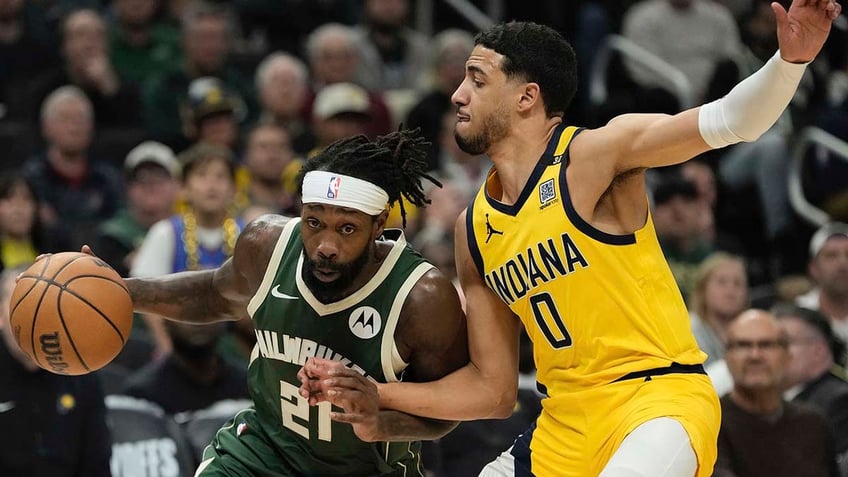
[244, 218, 432, 476]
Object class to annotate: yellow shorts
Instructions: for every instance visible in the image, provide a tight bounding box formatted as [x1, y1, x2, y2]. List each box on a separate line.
[519, 373, 720, 477]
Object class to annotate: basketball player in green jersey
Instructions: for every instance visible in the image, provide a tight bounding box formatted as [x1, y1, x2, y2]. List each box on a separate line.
[301, 1, 842, 476]
[77, 130, 468, 476]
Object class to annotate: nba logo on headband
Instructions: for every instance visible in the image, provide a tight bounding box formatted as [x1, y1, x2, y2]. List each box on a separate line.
[327, 176, 342, 199]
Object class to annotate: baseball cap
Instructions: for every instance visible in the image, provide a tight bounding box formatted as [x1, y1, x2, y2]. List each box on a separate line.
[809, 222, 848, 258]
[313, 82, 371, 121]
[186, 77, 246, 123]
[124, 141, 179, 180]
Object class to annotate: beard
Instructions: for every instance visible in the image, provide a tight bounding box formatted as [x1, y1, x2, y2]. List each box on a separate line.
[302, 244, 372, 303]
[454, 109, 509, 155]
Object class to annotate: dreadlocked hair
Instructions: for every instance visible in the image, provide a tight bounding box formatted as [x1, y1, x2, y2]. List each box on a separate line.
[298, 128, 442, 227]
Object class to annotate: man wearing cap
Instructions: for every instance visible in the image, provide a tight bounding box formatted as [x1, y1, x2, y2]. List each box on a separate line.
[142, 2, 256, 149]
[95, 141, 180, 278]
[181, 76, 246, 153]
[310, 82, 373, 153]
[797, 222, 848, 344]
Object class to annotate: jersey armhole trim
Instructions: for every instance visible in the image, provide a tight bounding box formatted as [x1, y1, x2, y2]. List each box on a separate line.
[465, 194, 485, 279]
[247, 218, 301, 316]
[558, 128, 637, 246]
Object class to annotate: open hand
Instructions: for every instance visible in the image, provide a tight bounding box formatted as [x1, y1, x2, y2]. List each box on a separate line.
[774, 0, 842, 63]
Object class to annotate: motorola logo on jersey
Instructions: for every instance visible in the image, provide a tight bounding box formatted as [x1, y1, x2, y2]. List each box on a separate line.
[349, 306, 382, 339]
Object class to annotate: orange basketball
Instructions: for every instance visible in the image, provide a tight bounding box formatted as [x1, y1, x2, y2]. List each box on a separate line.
[9, 252, 133, 375]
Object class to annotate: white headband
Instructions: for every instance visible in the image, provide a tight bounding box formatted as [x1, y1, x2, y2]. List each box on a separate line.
[301, 170, 389, 215]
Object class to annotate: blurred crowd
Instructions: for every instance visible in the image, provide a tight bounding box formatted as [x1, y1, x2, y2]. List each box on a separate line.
[0, 0, 847, 476]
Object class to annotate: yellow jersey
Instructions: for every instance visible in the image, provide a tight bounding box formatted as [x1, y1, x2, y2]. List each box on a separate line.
[467, 125, 707, 397]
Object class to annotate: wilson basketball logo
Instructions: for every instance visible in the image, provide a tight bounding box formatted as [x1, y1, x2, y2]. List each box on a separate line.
[40, 331, 69, 374]
[326, 176, 342, 199]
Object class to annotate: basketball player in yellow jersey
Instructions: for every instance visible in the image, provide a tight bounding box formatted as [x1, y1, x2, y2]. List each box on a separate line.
[300, 1, 842, 475]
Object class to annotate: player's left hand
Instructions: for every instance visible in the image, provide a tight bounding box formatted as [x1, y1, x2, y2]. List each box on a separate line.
[302, 359, 385, 442]
[298, 357, 337, 405]
[774, 0, 842, 63]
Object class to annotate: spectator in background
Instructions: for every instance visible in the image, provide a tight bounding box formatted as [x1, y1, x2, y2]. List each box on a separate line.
[235, 121, 301, 218]
[434, 110, 491, 199]
[405, 28, 474, 170]
[180, 76, 246, 153]
[142, 1, 256, 149]
[131, 142, 243, 356]
[680, 158, 718, 243]
[96, 140, 180, 278]
[797, 222, 848, 344]
[120, 319, 249, 414]
[690, 252, 750, 366]
[0, 266, 112, 477]
[353, 0, 429, 92]
[21, 85, 124, 250]
[776, 304, 848, 459]
[622, 0, 741, 103]
[0, 0, 58, 118]
[651, 174, 715, 298]
[716, 308, 839, 477]
[311, 82, 372, 152]
[0, 174, 66, 274]
[107, 0, 182, 86]
[17, 8, 141, 127]
[254, 52, 315, 155]
[305, 23, 392, 137]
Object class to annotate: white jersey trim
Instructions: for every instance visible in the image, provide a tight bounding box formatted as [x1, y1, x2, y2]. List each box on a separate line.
[295, 231, 409, 316]
[381, 261, 434, 382]
[247, 218, 301, 317]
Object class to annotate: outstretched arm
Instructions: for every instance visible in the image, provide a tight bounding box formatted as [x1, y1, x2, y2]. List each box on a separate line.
[124, 215, 286, 324]
[579, 0, 841, 177]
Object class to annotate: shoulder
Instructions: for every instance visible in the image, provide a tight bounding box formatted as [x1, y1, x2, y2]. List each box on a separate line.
[406, 266, 458, 305]
[232, 214, 296, 281]
[236, 214, 294, 250]
[786, 400, 830, 427]
[401, 265, 464, 336]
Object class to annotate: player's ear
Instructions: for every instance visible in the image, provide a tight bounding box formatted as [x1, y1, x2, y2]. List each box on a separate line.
[517, 82, 541, 112]
[373, 209, 389, 237]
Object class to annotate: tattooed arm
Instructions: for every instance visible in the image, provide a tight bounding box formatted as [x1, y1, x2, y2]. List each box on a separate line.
[124, 215, 289, 324]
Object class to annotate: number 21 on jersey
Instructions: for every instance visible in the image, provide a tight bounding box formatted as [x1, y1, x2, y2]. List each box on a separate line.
[280, 380, 332, 441]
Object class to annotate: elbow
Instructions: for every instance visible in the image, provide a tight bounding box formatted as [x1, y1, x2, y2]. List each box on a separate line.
[489, 389, 518, 419]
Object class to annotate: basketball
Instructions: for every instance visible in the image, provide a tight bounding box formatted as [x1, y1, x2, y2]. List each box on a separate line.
[9, 252, 133, 375]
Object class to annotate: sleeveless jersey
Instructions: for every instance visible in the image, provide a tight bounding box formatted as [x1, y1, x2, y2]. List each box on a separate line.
[466, 124, 707, 400]
[245, 218, 433, 476]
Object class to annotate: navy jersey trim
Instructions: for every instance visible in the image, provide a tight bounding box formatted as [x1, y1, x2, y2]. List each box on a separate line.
[466, 195, 485, 278]
[511, 421, 537, 476]
[559, 128, 637, 246]
[484, 123, 568, 216]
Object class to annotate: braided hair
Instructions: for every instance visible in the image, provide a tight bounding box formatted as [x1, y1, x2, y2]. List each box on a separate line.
[297, 128, 441, 227]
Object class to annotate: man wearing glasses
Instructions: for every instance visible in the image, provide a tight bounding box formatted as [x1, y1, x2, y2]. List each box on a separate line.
[714, 309, 839, 477]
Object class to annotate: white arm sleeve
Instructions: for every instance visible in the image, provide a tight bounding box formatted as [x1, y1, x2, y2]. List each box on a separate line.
[698, 51, 807, 149]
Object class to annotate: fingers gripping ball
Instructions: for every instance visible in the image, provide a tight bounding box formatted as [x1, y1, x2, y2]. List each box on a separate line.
[9, 252, 133, 375]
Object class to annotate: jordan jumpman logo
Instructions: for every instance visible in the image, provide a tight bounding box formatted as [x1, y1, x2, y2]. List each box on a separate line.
[485, 214, 504, 243]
